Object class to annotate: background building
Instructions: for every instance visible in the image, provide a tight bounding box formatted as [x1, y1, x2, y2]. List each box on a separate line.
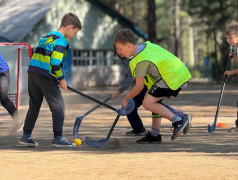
[0, 0, 147, 88]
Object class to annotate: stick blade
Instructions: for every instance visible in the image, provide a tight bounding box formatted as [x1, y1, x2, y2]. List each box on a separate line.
[85, 137, 108, 148]
[116, 98, 135, 116]
[73, 116, 83, 139]
[208, 123, 216, 133]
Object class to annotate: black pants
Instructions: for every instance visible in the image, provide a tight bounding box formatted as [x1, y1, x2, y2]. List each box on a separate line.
[128, 85, 184, 132]
[23, 72, 65, 137]
[127, 86, 148, 132]
[0, 70, 17, 117]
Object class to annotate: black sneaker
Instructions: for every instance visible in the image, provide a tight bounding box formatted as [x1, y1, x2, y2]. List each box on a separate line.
[19, 136, 38, 147]
[171, 116, 189, 140]
[125, 129, 146, 136]
[183, 114, 192, 135]
[136, 131, 162, 144]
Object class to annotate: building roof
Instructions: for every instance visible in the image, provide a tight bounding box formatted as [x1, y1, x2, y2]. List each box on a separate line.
[0, 0, 57, 42]
[0, 0, 147, 42]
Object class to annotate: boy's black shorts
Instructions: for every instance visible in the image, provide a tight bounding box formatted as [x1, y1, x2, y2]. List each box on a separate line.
[148, 84, 181, 98]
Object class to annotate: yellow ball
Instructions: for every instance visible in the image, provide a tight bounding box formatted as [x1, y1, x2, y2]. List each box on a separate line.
[73, 138, 81, 146]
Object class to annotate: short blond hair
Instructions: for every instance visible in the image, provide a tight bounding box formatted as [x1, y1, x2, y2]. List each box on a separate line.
[225, 23, 238, 36]
[114, 29, 136, 45]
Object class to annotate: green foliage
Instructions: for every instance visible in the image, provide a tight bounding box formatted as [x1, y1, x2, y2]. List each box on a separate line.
[103, 0, 238, 81]
[190, 69, 201, 78]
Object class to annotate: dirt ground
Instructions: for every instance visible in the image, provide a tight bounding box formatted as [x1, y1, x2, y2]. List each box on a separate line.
[0, 79, 238, 180]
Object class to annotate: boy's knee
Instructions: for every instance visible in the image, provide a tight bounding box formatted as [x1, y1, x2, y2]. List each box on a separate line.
[50, 104, 64, 113]
[142, 100, 149, 110]
[142, 99, 163, 110]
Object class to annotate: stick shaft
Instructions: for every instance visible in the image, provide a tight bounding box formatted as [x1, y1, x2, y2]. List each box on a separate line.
[82, 96, 111, 117]
[213, 52, 233, 123]
[106, 114, 120, 139]
[67, 86, 116, 112]
[213, 76, 227, 123]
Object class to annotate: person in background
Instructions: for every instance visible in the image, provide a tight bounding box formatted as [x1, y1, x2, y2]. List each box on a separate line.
[224, 23, 238, 132]
[0, 53, 22, 132]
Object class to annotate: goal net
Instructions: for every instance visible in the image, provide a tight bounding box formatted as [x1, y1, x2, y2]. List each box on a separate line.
[0, 43, 32, 119]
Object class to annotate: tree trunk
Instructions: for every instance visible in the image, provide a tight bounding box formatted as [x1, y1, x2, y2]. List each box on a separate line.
[194, 26, 199, 68]
[147, 0, 156, 43]
[174, 0, 180, 57]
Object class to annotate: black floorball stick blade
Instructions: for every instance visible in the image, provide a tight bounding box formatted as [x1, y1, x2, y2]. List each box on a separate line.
[73, 115, 83, 139]
[85, 137, 108, 148]
[208, 123, 216, 133]
[116, 98, 135, 116]
[85, 114, 120, 148]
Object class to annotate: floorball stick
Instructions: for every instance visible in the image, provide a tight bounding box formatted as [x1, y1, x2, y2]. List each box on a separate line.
[208, 75, 228, 133]
[208, 47, 235, 133]
[67, 86, 135, 116]
[73, 96, 111, 139]
[85, 114, 120, 148]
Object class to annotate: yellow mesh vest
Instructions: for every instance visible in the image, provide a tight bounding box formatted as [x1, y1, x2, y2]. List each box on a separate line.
[130, 41, 191, 90]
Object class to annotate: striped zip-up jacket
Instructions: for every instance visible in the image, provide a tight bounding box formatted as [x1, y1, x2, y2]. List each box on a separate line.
[28, 31, 69, 80]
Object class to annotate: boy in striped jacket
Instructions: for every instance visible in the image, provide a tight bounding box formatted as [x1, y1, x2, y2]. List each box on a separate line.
[19, 13, 81, 147]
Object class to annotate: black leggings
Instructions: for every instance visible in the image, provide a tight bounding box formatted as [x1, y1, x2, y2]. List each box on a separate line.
[0, 70, 17, 117]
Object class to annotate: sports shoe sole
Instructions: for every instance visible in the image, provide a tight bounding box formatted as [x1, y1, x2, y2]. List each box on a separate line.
[228, 127, 238, 132]
[126, 132, 146, 136]
[52, 143, 76, 148]
[183, 114, 192, 135]
[19, 140, 38, 147]
[136, 141, 162, 144]
[171, 119, 189, 140]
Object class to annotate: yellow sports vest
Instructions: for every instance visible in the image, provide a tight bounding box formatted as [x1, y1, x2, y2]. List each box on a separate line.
[130, 41, 191, 90]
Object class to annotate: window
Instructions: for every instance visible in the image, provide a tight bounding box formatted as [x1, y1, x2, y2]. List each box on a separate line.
[73, 49, 121, 66]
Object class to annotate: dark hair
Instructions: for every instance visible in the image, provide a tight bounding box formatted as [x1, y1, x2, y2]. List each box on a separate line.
[60, 13, 81, 29]
[225, 23, 238, 36]
[114, 28, 136, 45]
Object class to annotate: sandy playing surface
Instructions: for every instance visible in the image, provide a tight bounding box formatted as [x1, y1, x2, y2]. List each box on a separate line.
[0, 80, 238, 180]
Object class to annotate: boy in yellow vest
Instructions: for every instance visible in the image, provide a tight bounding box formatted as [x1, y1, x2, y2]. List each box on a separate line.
[113, 29, 191, 143]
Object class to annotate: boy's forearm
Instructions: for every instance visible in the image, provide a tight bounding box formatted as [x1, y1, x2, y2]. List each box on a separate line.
[124, 77, 144, 100]
[124, 85, 143, 100]
[231, 69, 238, 75]
[233, 56, 238, 62]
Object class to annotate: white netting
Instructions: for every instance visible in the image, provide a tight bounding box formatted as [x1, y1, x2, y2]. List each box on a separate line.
[0, 43, 32, 119]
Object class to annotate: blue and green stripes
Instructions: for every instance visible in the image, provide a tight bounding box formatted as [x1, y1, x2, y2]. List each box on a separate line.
[28, 31, 69, 80]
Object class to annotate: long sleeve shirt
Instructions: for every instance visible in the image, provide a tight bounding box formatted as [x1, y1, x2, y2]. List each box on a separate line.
[118, 58, 135, 93]
[28, 31, 69, 81]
